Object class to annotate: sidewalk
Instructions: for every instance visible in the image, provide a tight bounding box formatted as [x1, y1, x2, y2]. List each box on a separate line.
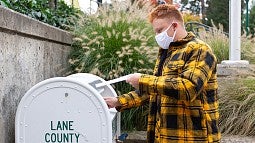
[123, 131, 255, 143]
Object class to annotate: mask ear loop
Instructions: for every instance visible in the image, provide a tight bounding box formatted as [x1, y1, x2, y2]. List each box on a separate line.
[165, 24, 172, 32]
[172, 25, 177, 41]
[165, 22, 176, 34]
[163, 22, 175, 37]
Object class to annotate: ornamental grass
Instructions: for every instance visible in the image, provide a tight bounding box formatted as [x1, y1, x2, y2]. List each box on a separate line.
[68, 0, 157, 130]
[68, 0, 255, 133]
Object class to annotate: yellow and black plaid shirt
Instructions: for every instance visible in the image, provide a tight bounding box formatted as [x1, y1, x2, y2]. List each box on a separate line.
[117, 32, 221, 143]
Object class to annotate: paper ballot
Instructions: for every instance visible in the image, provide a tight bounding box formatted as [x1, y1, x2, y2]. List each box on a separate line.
[95, 75, 130, 88]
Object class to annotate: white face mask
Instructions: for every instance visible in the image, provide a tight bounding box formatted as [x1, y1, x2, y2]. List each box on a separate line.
[155, 23, 177, 49]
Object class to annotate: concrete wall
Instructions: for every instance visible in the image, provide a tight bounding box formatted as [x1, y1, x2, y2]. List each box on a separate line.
[0, 6, 72, 143]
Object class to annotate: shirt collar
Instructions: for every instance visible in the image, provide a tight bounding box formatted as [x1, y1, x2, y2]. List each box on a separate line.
[170, 32, 196, 47]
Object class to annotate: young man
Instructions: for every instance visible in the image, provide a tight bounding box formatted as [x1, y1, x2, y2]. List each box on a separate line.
[104, 4, 221, 143]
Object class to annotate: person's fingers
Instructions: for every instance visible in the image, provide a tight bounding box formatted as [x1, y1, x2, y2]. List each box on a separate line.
[126, 73, 141, 89]
[103, 97, 110, 101]
[126, 74, 135, 85]
[103, 97, 120, 108]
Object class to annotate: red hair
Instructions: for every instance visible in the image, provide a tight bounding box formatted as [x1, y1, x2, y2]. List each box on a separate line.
[148, 4, 184, 24]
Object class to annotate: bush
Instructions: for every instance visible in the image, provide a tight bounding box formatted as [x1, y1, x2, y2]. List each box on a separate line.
[241, 36, 255, 64]
[0, 0, 80, 30]
[198, 24, 229, 63]
[197, 23, 255, 64]
[218, 76, 255, 136]
[68, 1, 158, 131]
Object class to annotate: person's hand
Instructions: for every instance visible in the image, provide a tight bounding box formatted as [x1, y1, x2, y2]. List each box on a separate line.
[126, 73, 141, 89]
[103, 97, 121, 108]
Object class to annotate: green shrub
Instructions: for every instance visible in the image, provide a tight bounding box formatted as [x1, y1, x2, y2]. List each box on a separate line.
[68, 1, 157, 131]
[0, 0, 80, 30]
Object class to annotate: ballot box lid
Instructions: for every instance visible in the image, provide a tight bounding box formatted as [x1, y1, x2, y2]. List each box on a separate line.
[15, 74, 117, 143]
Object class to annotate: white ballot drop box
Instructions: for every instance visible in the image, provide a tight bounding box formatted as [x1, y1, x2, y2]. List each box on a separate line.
[15, 73, 121, 143]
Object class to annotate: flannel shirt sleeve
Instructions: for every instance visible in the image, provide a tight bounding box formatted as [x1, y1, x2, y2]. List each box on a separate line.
[139, 44, 217, 102]
[116, 90, 150, 112]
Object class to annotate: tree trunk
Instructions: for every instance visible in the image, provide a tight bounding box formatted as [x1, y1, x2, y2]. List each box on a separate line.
[97, 0, 102, 6]
[201, 0, 205, 20]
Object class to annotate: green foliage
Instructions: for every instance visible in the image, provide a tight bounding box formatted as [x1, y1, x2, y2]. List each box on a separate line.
[249, 5, 255, 37]
[121, 105, 149, 131]
[0, 0, 80, 30]
[205, 0, 229, 32]
[205, 0, 247, 32]
[68, 1, 157, 131]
